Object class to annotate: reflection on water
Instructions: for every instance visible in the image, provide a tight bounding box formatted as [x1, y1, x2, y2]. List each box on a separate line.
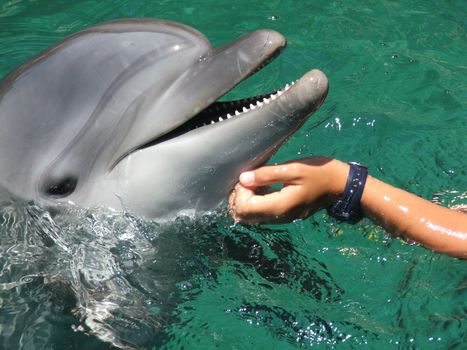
[0, 198, 221, 349]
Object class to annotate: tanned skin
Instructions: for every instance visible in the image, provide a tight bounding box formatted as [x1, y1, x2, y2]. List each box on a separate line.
[229, 157, 467, 259]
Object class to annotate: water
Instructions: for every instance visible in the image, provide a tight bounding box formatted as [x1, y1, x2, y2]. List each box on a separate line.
[0, 0, 466, 349]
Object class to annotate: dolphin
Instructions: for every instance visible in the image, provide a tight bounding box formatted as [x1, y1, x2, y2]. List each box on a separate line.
[0, 19, 328, 219]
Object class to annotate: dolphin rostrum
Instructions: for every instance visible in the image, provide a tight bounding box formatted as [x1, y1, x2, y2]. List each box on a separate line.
[0, 19, 328, 219]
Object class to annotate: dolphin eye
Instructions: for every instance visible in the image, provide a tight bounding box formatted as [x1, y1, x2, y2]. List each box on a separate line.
[43, 177, 77, 197]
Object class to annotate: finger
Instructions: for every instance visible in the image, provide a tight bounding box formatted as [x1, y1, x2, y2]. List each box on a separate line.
[239, 163, 302, 188]
[234, 185, 302, 220]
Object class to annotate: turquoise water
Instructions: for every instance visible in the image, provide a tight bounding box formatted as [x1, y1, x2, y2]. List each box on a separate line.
[0, 0, 466, 349]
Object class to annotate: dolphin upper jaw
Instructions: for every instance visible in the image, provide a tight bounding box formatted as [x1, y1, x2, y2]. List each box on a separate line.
[110, 29, 286, 167]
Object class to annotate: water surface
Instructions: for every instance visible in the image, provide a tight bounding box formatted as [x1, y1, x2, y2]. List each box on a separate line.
[0, 0, 466, 349]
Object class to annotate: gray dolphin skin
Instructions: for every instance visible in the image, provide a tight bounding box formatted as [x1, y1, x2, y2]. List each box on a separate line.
[0, 19, 328, 219]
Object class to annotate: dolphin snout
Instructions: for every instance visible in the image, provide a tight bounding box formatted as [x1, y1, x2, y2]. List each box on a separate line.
[293, 69, 329, 107]
[249, 29, 286, 50]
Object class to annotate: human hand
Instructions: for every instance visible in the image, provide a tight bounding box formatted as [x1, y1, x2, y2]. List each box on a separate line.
[229, 157, 349, 224]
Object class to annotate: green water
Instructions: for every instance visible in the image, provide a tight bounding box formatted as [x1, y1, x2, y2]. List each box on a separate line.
[0, 0, 466, 349]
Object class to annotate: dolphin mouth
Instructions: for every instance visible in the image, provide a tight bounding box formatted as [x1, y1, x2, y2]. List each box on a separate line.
[111, 29, 290, 163]
[126, 28, 327, 156]
[150, 80, 296, 146]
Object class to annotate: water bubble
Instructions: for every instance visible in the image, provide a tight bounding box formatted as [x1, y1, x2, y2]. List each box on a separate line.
[269, 15, 278, 21]
[177, 281, 193, 291]
[71, 324, 85, 332]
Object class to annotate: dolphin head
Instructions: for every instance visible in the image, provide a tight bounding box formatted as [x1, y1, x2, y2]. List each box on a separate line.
[0, 19, 328, 219]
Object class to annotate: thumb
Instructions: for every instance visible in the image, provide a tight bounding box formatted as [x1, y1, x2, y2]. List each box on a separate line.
[239, 164, 301, 188]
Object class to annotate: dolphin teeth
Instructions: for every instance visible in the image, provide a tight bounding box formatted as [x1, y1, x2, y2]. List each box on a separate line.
[211, 120, 215, 124]
[227, 113, 232, 119]
[263, 98, 270, 104]
[235, 110, 240, 116]
[242, 107, 248, 113]
[257, 101, 264, 107]
[271, 93, 277, 100]
[277, 90, 283, 96]
[250, 104, 256, 110]
[219, 117, 223, 122]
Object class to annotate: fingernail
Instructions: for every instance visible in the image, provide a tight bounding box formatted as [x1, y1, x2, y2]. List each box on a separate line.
[239, 171, 255, 185]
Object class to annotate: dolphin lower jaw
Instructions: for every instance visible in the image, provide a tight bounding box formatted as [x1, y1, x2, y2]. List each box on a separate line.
[143, 82, 295, 147]
[40, 67, 328, 218]
[109, 69, 328, 218]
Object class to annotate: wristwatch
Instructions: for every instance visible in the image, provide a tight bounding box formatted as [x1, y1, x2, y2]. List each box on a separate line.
[326, 162, 368, 224]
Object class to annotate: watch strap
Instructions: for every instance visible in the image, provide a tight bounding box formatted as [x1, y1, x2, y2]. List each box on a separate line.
[326, 162, 368, 224]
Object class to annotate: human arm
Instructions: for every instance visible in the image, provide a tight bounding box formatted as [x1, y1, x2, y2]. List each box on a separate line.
[228, 157, 467, 258]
